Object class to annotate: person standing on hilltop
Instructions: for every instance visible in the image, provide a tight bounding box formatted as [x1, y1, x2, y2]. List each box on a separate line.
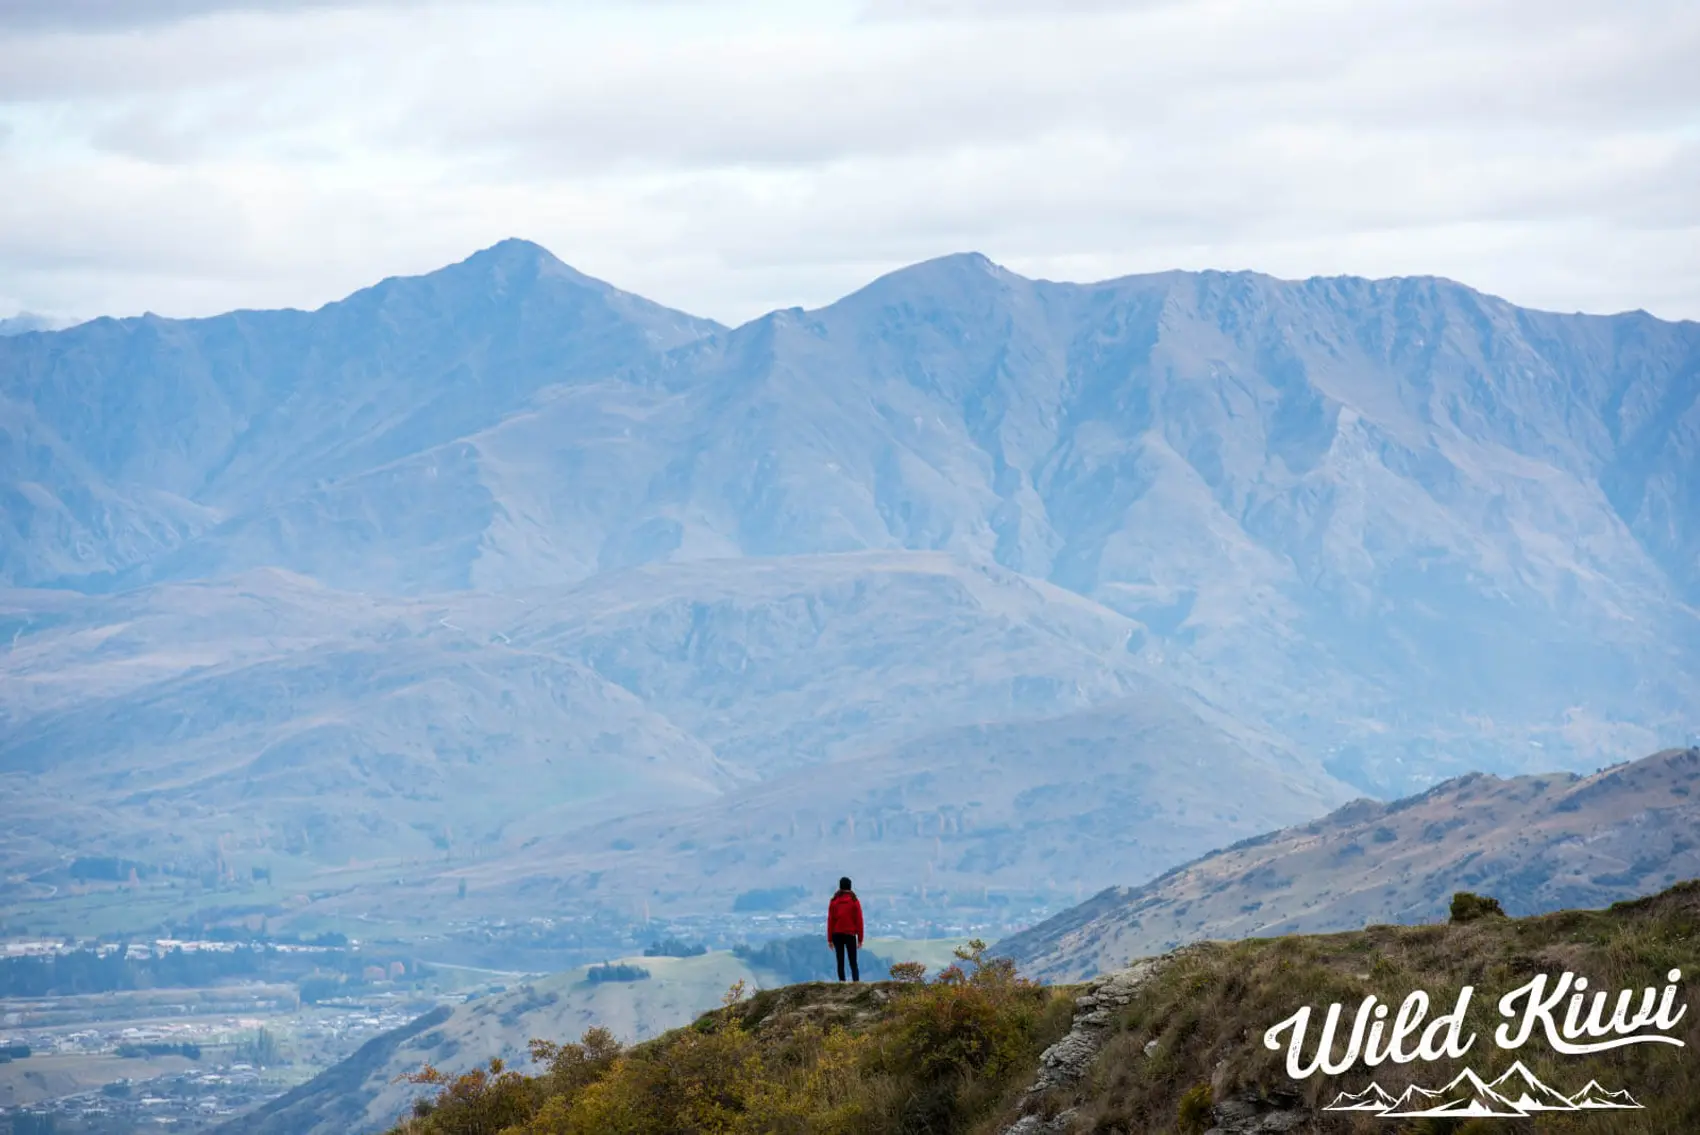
[827, 876, 864, 982]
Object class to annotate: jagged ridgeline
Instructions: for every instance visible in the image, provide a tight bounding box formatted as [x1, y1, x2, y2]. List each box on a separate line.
[385, 885, 1699, 1134]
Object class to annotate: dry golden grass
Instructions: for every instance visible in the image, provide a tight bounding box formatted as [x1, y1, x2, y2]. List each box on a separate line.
[1062, 882, 1700, 1134]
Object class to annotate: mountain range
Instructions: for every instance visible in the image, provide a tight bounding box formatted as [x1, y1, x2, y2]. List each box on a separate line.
[3, 240, 1699, 937]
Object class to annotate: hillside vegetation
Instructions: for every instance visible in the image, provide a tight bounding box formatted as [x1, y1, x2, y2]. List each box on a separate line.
[383, 886, 1700, 1133]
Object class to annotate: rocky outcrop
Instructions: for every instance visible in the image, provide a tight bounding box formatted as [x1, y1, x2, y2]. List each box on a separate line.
[1203, 1091, 1308, 1134]
[999, 952, 1314, 1134]
[997, 957, 1171, 1134]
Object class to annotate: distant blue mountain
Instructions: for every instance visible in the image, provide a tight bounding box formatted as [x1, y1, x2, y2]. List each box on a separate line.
[2, 242, 1697, 922]
[0, 239, 719, 590]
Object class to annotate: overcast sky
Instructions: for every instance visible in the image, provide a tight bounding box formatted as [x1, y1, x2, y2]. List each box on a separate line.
[1, 0, 1695, 326]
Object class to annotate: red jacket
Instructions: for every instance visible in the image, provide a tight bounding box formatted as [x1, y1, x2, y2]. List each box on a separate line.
[827, 890, 863, 943]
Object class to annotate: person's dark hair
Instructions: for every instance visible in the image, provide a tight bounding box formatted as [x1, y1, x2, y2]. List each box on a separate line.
[838, 876, 852, 891]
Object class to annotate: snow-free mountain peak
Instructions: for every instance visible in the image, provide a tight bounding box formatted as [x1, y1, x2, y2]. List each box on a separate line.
[440, 236, 638, 298]
[831, 249, 1025, 314]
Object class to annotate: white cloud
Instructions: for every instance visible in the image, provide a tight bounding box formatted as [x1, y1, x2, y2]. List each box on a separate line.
[0, 0, 425, 33]
[0, 0, 1695, 325]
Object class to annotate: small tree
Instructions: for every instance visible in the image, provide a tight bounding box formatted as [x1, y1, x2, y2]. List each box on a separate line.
[889, 961, 927, 983]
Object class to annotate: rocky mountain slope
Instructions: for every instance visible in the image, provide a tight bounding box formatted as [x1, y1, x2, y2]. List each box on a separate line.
[998, 746, 1700, 982]
[0, 240, 719, 592]
[5, 240, 1700, 942]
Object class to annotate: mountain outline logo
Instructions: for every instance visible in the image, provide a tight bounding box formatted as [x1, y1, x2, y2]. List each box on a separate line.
[1487, 1062, 1581, 1111]
[1322, 1083, 1396, 1112]
[1324, 1063, 1642, 1119]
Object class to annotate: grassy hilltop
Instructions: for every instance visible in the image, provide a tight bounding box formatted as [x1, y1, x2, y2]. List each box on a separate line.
[386, 883, 1700, 1134]
[387, 941, 1075, 1135]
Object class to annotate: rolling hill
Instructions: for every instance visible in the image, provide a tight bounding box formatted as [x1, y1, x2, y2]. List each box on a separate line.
[0, 554, 1350, 926]
[997, 746, 1700, 981]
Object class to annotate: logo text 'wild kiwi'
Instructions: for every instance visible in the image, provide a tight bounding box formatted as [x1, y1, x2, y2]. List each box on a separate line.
[1263, 969, 1687, 1080]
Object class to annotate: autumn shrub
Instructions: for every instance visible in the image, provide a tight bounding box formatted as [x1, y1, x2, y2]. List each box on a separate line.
[859, 939, 1063, 1131]
[882, 940, 1044, 1083]
[888, 960, 928, 983]
[528, 1027, 621, 1099]
[524, 1000, 877, 1134]
[393, 1057, 539, 1135]
[395, 1030, 622, 1135]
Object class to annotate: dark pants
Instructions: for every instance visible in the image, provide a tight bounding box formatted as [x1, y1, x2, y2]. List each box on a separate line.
[832, 933, 860, 982]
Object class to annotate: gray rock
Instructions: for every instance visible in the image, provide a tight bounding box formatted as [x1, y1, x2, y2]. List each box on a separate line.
[999, 957, 1172, 1133]
[1205, 1091, 1310, 1134]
